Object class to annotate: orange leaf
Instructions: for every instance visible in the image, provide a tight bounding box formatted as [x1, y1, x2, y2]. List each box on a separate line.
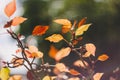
[62, 26, 71, 33]
[11, 58, 24, 67]
[55, 47, 71, 61]
[69, 69, 80, 75]
[78, 17, 87, 27]
[93, 73, 104, 80]
[45, 34, 63, 43]
[32, 25, 49, 36]
[49, 45, 58, 59]
[98, 54, 109, 61]
[4, 0, 16, 17]
[12, 17, 27, 26]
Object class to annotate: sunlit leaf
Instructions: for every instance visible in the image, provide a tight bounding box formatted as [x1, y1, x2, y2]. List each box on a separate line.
[49, 45, 58, 59]
[42, 75, 51, 80]
[55, 63, 68, 72]
[45, 34, 63, 43]
[78, 17, 87, 27]
[68, 77, 80, 80]
[55, 47, 71, 61]
[54, 19, 72, 33]
[93, 73, 104, 80]
[9, 75, 22, 80]
[73, 60, 88, 68]
[54, 19, 71, 26]
[69, 69, 80, 75]
[75, 24, 91, 36]
[0, 67, 10, 80]
[83, 43, 96, 57]
[98, 54, 109, 61]
[11, 58, 24, 67]
[25, 45, 43, 58]
[32, 25, 49, 36]
[12, 17, 27, 26]
[4, 0, 16, 17]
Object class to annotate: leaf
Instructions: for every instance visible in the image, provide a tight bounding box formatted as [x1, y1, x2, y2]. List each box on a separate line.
[98, 54, 109, 61]
[49, 45, 58, 59]
[78, 17, 87, 27]
[75, 24, 91, 36]
[25, 45, 44, 58]
[55, 63, 68, 72]
[69, 69, 80, 75]
[9, 75, 22, 80]
[42, 75, 51, 80]
[83, 43, 96, 57]
[54, 19, 71, 26]
[55, 47, 71, 61]
[45, 34, 63, 43]
[54, 19, 72, 33]
[93, 73, 104, 80]
[73, 60, 88, 68]
[32, 25, 49, 36]
[68, 77, 80, 80]
[4, 0, 16, 17]
[12, 17, 27, 26]
[11, 58, 24, 67]
[0, 67, 10, 80]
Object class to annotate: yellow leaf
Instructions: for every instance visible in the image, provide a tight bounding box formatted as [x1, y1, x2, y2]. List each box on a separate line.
[4, 0, 16, 17]
[45, 34, 63, 43]
[12, 16, 27, 26]
[75, 24, 91, 36]
[49, 45, 58, 59]
[55, 47, 71, 61]
[93, 73, 104, 80]
[0, 67, 10, 80]
[54, 19, 72, 33]
[98, 54, 109, 61]
[68, 77, 80, 80]
[9, 75, 22, 80]
[53, 19, 72, 27]
[42, 75, 51, 80]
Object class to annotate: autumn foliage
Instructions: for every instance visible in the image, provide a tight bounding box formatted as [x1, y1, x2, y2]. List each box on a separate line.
[0, 0, 119, 80]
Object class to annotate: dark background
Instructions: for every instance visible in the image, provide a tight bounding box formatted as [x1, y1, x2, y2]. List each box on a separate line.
[19, 0, 120, 79]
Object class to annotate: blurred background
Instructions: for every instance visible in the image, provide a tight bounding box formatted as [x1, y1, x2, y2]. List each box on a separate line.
[0, 0, 120, 79]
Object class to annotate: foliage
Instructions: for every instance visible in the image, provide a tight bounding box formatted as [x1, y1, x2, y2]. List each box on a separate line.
[0, 0, 120, 80]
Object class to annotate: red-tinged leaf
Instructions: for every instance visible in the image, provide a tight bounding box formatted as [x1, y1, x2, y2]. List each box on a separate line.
[4, 0, 16, 17]
[49, 45, 58, 59]
[12, 17, 27, 26]
[69, 69, 80, 75]
[78, 17, 87, 27]
[32, 25, 49, 36]
[4, 20, 12, 28]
